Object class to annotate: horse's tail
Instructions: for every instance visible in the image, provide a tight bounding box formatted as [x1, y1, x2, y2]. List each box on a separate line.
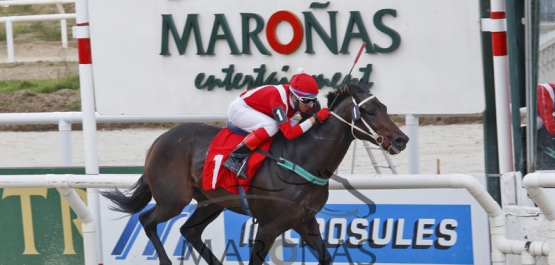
[100, 174, 152, 214]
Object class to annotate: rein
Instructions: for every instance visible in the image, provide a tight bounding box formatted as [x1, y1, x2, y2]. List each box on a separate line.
[329, 95, 391, 150]
[254, 148, 329, 185]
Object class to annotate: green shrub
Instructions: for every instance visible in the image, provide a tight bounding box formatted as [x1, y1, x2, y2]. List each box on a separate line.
[40, 76, 80, 93]
[14, 24, 34, 35]
[0, 75, 80, 94]
[17, 80, 37, 90]
[23, 90, 36, 97]
[0, 5, 36, 16]
[0, 23, 34, 42]
[66, 100, 81, 110]
[31, 22, 62, 41]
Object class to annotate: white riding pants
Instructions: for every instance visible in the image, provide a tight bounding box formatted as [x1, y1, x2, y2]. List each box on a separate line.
[227, 97, 280, 137]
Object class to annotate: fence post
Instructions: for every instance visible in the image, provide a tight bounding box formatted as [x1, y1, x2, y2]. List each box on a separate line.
[55, 3, 69, 48]
[6, 20, 14, 63]
[75, 0, 103, 263]
[406, 114, 420, 174]
[58, 120, 73, 166]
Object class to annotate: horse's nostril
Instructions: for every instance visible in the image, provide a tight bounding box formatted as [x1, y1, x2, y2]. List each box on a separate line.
[394, 135, 409, 145]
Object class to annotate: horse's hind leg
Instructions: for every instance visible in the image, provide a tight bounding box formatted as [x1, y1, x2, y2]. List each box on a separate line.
[139, 203, 189, 265]
[293, 217, 331, 265]
[180, 201, 224, 265]
[249, 222, 285, 265]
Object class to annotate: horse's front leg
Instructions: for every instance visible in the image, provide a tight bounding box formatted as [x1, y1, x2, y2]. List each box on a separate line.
[293, 216, 331, 265]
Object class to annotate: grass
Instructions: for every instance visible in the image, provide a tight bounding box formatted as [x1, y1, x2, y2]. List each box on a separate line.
[0, 4, 76, 44]
[64, 100, 80, 109]
[0, 4, 79, 93]
[0, 75, 80, 94]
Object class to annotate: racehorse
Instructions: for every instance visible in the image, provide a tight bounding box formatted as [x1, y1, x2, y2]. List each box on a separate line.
[101, 80, 409, 265]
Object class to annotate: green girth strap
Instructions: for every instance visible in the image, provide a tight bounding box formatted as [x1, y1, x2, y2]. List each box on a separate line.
[276, 158, 329, 186]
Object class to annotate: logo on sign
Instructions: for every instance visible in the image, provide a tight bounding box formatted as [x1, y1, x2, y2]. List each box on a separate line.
[160, 3, 401, 90]
[111, 204, 199, 261]
[223, 204, 474, 264]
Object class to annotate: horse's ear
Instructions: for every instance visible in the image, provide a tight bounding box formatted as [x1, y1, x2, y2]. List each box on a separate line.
[344, 83, 353, 96]
[345, 83, 359, 96]
[356, 79, 372, 94]
[344, 83, 363, 121]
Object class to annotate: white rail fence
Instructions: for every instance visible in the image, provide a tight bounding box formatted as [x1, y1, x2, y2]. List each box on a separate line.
[0, 111, 401, 174]
[1, 0, 76, 63]
[1, 173, 555, 264]
[0, 111, 400, 176]
[0, 112, 228, 166]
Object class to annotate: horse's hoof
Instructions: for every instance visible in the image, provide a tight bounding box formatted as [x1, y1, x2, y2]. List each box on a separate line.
[159, 259, 172, 265]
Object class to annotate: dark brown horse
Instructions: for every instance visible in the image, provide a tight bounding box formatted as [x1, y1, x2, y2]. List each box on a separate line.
[101, 80, 409, 265]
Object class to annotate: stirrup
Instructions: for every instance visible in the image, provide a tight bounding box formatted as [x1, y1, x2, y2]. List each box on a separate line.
[236, 160, 248, 179]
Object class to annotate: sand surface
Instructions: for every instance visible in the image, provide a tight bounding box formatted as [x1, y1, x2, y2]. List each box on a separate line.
[0, 42, 78, 64]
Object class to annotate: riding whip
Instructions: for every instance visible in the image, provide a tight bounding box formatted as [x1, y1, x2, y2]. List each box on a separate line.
[345, 41, 367, 85]
[329, 42, 366, 109]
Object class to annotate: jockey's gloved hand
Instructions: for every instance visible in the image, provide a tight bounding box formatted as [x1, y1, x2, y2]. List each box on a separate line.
[300, 112, 313, 120]
[313, 108, 331, 123]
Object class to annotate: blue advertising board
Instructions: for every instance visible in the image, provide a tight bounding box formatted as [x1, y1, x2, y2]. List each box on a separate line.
[223, 204, 473, 264]
[100, 186, 490, 264]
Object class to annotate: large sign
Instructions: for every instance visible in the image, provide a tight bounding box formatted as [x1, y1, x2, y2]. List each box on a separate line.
[99, 183, 491, 264]
[0, 167, 142, 265]
[88, 0, 485, 116]
[0, 188, 85, 264]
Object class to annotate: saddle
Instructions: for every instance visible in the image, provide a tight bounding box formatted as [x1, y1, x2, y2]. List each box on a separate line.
[201, 123, 273, 195]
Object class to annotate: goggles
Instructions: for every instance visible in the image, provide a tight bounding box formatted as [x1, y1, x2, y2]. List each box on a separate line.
[291, 90, 318, 105]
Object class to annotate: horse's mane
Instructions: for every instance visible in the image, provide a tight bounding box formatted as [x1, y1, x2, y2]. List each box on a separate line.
[325, 87, 348, 110]
[325, 82, 371, 110]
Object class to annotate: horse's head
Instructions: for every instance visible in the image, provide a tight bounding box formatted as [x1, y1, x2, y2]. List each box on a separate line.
[326, 80, 408, 154]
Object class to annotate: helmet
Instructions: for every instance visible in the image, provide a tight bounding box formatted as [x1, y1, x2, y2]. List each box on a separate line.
[289, 68, 318, 97]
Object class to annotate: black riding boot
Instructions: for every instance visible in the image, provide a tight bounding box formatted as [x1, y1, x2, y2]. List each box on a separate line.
[223, 142, 252, 179]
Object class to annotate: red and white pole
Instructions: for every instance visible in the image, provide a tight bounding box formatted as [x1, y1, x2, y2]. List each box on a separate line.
[74, 0, 102, 264]
[485, 1, 512, 262]
[484, 0, 514, 175]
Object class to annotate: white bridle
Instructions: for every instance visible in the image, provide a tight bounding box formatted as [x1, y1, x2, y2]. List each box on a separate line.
[329, 95, 390, 148]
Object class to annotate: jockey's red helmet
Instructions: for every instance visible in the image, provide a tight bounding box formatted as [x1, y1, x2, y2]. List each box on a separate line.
[289, 68, 318, 98]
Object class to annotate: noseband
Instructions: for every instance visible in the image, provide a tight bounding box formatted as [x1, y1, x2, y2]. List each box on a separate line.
[329, 95, 391, 150]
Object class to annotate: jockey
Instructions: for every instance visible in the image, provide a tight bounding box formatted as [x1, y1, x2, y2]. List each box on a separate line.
[536, 82, 555, 170]
[223, 68, 331, 179]
[538, 82, 555, 134]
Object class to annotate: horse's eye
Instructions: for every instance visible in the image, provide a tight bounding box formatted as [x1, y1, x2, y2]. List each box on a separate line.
[367, 110, 375, 116]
